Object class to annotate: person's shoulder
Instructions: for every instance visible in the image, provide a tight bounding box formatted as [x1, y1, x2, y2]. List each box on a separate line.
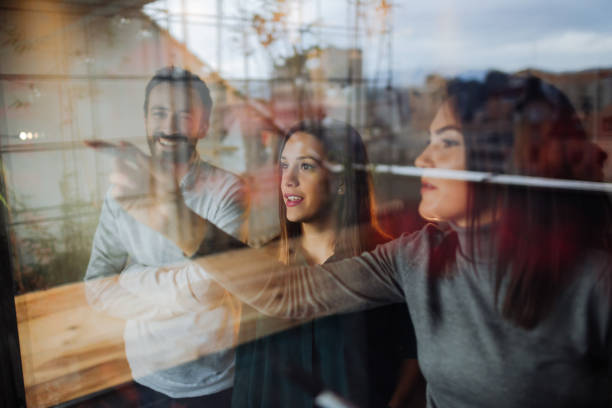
[558, 249, 612, 344]
[574, 249, 612, 298]
[191, 160, 247, 193]
[101, 187, 122, 215]
[195, 160, 240, 179]
[366, 223, 442, 266]
[394, 222, 445, 250]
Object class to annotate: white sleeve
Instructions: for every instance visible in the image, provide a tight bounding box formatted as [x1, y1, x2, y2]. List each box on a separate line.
[214, 175, 249, 240]
[188, 169, 249, 241]
[84, 194, 181, 320]
[118, 261, 228, 312]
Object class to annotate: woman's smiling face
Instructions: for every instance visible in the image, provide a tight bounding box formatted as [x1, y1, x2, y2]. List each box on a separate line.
[415, 101, 470, 226]
[280, 131, 333, 224]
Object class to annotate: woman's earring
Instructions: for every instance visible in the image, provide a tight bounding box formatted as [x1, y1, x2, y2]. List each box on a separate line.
[337, 186, 344, 195]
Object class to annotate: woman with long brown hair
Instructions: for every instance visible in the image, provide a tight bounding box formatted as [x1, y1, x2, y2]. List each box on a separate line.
[232, 119, 420, 408]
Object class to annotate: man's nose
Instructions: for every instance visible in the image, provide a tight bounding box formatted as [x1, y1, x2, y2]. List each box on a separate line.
[169, 114, 180, 134]
[159, 113, 179, 135]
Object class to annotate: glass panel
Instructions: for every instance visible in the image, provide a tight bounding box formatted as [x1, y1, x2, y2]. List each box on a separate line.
[1, 1, 611, 407]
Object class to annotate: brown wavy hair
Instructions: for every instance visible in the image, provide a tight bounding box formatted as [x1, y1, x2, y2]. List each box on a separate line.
[277, 119, 389, 264]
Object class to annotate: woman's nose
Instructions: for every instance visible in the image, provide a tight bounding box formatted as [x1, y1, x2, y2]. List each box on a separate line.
[415, 145, 433, 168]
[282, 167, 299, 187]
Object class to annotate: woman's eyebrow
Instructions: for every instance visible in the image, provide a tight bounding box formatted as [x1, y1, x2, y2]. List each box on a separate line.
[433, 125, 462, 135]
[297, 155, 323, 163]
[280, 155, 322, 163]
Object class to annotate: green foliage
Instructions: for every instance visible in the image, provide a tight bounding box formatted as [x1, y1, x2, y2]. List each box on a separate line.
[16, 230, 95, 292]
[7, 165, 99, 294]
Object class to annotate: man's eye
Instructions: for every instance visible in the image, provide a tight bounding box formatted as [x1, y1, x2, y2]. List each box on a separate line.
[152, 111, 167, 119]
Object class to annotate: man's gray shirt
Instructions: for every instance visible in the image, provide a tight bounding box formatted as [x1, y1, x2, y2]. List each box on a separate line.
[85, 160, 247, 398]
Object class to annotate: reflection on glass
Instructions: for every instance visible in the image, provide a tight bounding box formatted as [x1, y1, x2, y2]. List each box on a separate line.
[188, 72, 612, 408]
[1, 1, 611, 407]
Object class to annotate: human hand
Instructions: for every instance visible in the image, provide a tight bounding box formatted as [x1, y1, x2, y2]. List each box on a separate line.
[85, 140, 182, 231]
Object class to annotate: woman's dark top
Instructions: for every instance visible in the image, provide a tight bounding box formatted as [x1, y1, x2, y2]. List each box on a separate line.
[232, 248, 417, 408]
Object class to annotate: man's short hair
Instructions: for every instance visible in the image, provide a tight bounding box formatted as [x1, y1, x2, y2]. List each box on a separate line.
[143, 66, 213, 121]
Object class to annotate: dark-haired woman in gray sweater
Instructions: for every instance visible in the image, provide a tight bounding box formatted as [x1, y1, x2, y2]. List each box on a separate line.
[194, 73, 612, 407]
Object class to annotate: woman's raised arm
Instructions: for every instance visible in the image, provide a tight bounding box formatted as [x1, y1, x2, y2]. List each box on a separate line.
[192, 233, 406, 319]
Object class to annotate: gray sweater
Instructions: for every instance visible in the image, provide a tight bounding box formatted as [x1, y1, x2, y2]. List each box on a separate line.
[201, 223, 612, 407]
[85, 160, 247, 398]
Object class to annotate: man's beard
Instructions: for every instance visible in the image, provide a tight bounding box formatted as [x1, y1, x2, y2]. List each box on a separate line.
[148, 132, 197, 164]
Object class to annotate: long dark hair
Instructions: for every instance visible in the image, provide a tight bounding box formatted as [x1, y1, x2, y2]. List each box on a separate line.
[432, 72, 612, 328]
[277, 118, 388, 264]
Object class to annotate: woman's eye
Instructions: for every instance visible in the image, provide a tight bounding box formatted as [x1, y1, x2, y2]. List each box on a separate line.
[442, 139, 460, 148]
[280, 162, 288, 170]
[301, 163, 315, 171]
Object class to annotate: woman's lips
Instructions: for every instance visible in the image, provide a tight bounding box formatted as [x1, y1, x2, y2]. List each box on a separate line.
[420, 181, 436, 193]
[284, 194, 303, 207]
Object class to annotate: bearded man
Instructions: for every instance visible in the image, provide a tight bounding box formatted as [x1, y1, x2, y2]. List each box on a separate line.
[84, 67, 247, 407]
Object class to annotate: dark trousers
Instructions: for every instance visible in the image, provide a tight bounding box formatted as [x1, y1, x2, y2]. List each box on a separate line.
[71, 381, 233, 408]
